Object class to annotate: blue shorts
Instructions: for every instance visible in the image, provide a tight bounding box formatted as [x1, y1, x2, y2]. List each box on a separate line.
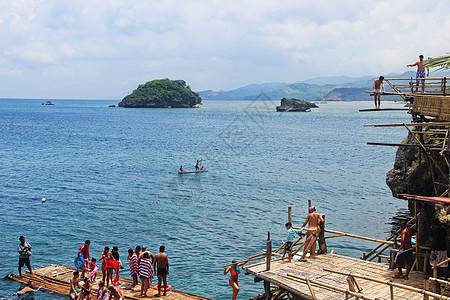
[416, 71, 425, 85]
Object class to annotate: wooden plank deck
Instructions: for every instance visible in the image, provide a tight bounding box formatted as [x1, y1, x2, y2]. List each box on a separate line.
[6, 265, 211, 300]
[244, 253, 443, 300]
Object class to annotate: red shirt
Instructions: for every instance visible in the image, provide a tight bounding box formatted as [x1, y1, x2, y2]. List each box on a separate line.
[79, 244, 90, 259]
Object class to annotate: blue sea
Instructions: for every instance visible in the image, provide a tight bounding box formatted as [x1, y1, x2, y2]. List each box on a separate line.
[0, 99, 410, 299]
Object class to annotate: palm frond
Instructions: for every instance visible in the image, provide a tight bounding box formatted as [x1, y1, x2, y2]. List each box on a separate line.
[424, 53, 450, 71]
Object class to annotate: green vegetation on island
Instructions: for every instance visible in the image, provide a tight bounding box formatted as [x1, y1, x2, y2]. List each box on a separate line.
[118, 79, 202, 108]
[276, 98, 318, 112]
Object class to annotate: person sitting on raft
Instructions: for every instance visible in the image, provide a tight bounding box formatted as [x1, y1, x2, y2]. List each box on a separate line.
[69, 271, 81, 300]
[179, 165, 184, 172]
[108, 285, 124, 300]
[78, 278, 92, 300]
[223, 259, 249, 300]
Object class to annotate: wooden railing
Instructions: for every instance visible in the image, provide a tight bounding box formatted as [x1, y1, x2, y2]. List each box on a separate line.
[385, 77, 449, 97]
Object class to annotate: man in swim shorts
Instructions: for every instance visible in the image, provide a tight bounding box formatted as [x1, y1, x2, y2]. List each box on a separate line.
[69, 271, 81, 300]
[301, 206, 324, 257]
[373, 76, 385, 109]
[154, 245, 169, 296]
[394, 221, 416, 280]
[18, 236, 33, 277]
[407, 55, 429, 93]
[282, 222, 303, 262]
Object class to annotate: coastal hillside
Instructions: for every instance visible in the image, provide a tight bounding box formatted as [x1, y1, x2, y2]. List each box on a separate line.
[119, 79, 202, 108]
[198, 71, 444, 101]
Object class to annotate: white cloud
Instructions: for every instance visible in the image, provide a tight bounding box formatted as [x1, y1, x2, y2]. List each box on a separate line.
[0, 0, 449, 98]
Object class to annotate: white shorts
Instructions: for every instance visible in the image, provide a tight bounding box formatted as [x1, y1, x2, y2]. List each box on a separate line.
[430, 250, 448, 267]
[374, 89, 382, 93]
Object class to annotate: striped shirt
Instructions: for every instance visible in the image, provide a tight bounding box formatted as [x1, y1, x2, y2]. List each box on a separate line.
[139, 258, 153, 281]
[129, 253, 138, 276]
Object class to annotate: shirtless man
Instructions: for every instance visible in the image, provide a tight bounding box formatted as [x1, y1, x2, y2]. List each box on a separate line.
[69, 271, 81, 300]
[140, 246, 154, 263]
[407, 55, 429, 93]
[394, 221, 416, 280]
[301, 206, 324, 257]
[154, 245, 169, 296]
[16, 281, 41, 295]
[373, 76, 385, 109]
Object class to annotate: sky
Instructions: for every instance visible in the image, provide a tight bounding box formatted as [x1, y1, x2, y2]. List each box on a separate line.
[1, 0, 449, 99]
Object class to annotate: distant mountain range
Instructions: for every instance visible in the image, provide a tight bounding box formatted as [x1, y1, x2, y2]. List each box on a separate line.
[198, 70, 450, 101]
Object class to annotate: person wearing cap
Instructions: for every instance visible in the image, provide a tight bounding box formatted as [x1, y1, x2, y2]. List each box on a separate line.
[301, 206, 324, 257]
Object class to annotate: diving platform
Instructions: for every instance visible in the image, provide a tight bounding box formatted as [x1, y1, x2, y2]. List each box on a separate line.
[236, 206, 450, 300]
[5, 264, 211, 300]
[244, 253, 437, 300]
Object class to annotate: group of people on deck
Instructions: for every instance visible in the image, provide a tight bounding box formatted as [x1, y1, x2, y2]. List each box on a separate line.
[127, 245, 170, 297]
[373, 54, 430, 109]
[70, 241, 170, 299]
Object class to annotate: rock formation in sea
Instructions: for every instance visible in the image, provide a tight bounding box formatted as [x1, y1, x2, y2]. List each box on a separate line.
[276, 98, 318, 112]
[118, 79, 202, 108]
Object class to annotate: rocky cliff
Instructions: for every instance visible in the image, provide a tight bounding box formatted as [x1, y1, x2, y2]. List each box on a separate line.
[386, 132, 449, 244]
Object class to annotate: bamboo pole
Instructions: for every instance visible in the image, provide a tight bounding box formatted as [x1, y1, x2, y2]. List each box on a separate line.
[305, 279, 317, 300]
[323, 268, 450, 300]
[324, 229, 395, 245]
[365, 122, 450, 127]
[363, 214, 419, 260]
[286, 274, 374, 300]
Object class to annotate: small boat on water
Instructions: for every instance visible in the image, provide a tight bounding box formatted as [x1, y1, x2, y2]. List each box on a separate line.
[41, 101, 54, 105]
[178, 168, 208, 174]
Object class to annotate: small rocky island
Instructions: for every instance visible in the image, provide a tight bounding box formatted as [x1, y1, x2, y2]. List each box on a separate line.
[118, 79, 202, 108]
[276, 98, 318, 112]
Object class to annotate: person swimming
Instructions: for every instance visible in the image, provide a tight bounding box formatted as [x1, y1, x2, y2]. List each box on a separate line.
[179, 165, 184, 172]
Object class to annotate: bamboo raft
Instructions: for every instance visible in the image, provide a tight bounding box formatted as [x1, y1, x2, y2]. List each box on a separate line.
[5, 264, 211, 300]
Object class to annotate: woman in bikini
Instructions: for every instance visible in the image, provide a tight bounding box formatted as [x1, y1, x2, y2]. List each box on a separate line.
[99, 247, 113, 286]
[223, 259, 248, 300]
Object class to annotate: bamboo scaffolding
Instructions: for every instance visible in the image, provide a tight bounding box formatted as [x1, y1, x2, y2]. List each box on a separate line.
[362, 214, 418, 260]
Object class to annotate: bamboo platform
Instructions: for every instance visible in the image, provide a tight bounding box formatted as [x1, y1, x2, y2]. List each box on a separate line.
[244, 253, 447, 300]
[5, 264, 211, 300]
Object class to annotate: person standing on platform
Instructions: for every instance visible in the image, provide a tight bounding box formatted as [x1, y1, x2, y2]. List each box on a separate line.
[429, 221, 448, 280]
[394, 221, 416, 280]
[154, 246, 169, 296]
[128, 248, 139, 291]
[18, 236, 33, 277]
[282, 222, 303, 262]
[407, 55, 429, 93]
[77, 240, 90, 279]
[301, 207, 324, 257]
[373, 76, 385, 109]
